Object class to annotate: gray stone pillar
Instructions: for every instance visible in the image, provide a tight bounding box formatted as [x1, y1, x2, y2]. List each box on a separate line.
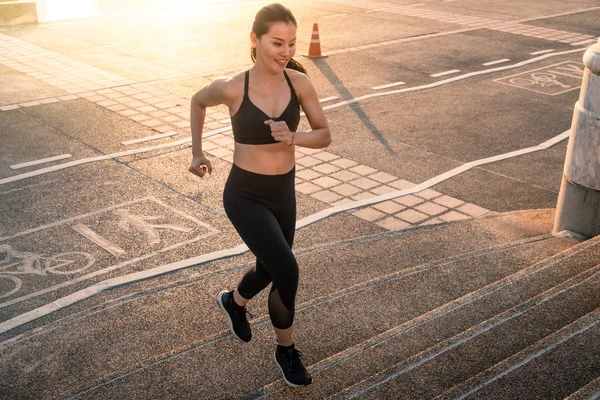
[553, 38, 600, 238]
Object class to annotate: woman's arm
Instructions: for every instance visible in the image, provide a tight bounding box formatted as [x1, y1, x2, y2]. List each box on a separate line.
[293, 72, 332, 149]
[189, 78, 235, 177]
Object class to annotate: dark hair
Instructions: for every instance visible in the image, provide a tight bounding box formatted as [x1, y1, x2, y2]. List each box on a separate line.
[250, 3, 307, 74]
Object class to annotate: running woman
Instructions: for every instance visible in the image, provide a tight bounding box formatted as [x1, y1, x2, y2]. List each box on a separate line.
[188, 3, 331, 387]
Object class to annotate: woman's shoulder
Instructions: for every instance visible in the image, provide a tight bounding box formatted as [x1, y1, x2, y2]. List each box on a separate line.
[285, 68, 310, 90]
[211, 71, 245, 101]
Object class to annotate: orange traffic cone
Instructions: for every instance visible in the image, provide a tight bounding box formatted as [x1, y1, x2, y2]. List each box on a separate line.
[304, 23, 327, 59]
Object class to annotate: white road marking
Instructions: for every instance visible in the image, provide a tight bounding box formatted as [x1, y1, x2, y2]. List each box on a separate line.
[319, 96, 340, 103]
[0, 127, 232, 186]
[0, 47, 586, 187]
[431, 69, 461, 77]
[320, 47, 586, 113]
[121, 131, 178, 146]
[115, 208, 193, 245]
[10, 154, 73, 170]
[372, 81, 407, 90]
[323, 13, 347, 19]
[95, 43, 128, 49]
[0, 129, 571, 335]
[72, 224, 126, 257]
[571, 38, 597, 46]
[530, 49, 554, 55]
[482, 59, 511, 66]
[0, 197, 219, 310]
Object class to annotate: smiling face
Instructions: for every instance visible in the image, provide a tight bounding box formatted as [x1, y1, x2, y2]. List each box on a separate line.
[251, 21, 297, 73]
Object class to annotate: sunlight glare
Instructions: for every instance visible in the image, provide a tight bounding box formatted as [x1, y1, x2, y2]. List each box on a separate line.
[36, 0, 96, 22]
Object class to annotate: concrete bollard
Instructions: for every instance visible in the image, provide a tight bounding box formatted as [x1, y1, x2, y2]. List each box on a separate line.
[553, 38, 600, 238]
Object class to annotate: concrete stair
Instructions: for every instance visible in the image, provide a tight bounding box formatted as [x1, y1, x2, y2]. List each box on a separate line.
[0, 209, 599, 399]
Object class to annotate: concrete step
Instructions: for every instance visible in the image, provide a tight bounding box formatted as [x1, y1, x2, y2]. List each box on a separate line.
[565, 376, 600, 400]
[0, 210, 576, 399]
[65, 234, 576, 399]
[436, 308, 600, 400]
[257, 234, 600, 400]
[326, 256, 600, 399]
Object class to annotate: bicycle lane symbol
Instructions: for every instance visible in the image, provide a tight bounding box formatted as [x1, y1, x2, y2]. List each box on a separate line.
[494, 61, 583, 96]
[0, 245, 95, 299]
[508, 72, 570, 89]
[0, 197, 219, 303]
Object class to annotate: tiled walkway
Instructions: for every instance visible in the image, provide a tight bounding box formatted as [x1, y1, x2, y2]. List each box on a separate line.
[0, 31, 492, 231]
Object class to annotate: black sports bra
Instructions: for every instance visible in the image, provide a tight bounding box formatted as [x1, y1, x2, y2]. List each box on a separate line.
[231, 70, 300, 145]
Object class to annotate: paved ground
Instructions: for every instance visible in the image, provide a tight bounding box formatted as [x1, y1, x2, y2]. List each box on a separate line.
[0, 0, 598, 396]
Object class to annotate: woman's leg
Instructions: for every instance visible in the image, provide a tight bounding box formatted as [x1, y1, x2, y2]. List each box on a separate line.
[225, 198, 299, 331]
[271, 192, 297, 346]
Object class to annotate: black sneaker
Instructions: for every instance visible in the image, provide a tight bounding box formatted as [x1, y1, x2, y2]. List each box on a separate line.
[217, 290, 252, 342]
[274, 344, 313, 387]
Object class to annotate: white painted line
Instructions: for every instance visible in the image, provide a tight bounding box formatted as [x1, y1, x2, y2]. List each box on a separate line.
[530, 49, 554, 55]
[10, 154, 72, 170]
[121, 131, 178, 146]
[322, 13, 347, 19]
[95, 43, 128, 49]
[320, 47, 586, 114]
[431, 69, 461, 77]
[367, 8, 393, 13]
[372, 81, 407, 90]
[482, 59, 511, 66]
[72, 224, 126, 257]
[0, 47, 587, 188]
[571, 38, 596, 46]
[518, 6, 600, 23]
[0, 126, 231, 186]
[296, 129, 571, 230]
[0, 129, 571, 335]
[319, 96, 339, 103]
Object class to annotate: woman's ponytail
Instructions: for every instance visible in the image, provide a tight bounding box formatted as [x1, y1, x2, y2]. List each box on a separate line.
[286, 58, 307, 75]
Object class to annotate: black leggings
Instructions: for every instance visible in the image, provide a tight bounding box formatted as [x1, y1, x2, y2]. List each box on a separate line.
[223, 164, 298, 330]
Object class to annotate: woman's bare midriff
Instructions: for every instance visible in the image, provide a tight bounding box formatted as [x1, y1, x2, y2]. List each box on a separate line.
[233, 142, 296, 175]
